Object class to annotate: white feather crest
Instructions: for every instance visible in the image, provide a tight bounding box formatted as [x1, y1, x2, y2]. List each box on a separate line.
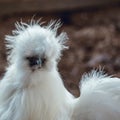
[46, 19, 69, 49]
[5, 19, 68, 62]
[5, 19, 44, 50]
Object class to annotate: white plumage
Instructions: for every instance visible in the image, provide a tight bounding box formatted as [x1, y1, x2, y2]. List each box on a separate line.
[0, 20, 120, 120]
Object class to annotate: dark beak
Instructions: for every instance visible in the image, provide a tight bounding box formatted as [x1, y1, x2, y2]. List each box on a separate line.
[36, 58, 42, 68]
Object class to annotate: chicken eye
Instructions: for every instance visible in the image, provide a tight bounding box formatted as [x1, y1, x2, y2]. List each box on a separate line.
[26, 56, 39, 67]
[41, 58, 46, 65]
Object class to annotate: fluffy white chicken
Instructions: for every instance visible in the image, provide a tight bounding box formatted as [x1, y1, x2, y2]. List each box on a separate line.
[0, 19, 120, 120]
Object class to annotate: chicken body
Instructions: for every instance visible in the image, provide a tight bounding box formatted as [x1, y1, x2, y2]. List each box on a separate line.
[0, 20, 120, 120]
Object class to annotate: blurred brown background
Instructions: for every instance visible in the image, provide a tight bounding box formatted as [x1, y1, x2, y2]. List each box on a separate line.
[0, 0, 120, 96]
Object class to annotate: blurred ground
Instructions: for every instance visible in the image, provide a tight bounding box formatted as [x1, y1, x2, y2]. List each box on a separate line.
[0, 5, 120, 97]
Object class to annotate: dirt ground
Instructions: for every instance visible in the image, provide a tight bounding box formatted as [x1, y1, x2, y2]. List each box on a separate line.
[0, 5, 120, 97]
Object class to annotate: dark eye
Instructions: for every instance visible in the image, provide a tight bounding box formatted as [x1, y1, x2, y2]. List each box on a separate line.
[41, 58, 46, 65]
[26, 56, 38, 67]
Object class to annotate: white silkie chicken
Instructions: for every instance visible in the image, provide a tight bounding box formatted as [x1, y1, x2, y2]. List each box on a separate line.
[0, 20, 120, 120]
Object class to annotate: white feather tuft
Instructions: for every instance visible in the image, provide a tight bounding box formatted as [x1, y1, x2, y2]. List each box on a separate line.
[5, 19, 68, 63]
[81, 69, 109, 83]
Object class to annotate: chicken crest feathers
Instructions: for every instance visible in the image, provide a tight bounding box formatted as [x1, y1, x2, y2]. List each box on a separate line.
[5, 19, 68, 62]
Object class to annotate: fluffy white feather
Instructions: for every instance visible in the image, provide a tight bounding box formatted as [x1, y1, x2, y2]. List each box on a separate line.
[0, 19, 120, 120]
